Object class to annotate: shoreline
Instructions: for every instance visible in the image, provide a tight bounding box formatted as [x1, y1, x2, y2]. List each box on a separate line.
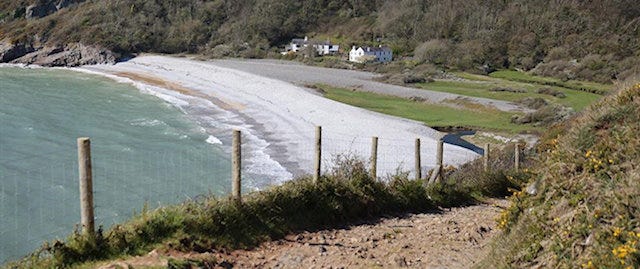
[77, 55, 479, 185]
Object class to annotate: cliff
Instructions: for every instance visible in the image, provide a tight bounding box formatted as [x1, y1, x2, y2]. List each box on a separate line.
[0, 40, 118, 66]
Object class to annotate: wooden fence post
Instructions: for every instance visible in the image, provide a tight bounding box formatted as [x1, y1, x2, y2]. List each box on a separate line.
[484, 143, 491, 172]
[436, 139, 444, 182]
[314, 126, 322, 183]
[515, 143, 520, 172]
[77, 137, 95, 236]
[415, 138, 421, 180]
[371, 136, 378, 179]
[232, 130, 242, 204]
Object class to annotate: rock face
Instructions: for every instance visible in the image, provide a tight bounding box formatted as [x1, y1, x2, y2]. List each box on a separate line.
[25, 3, 57, 19]
[0, 41, 35, 62]
[10, 43, 118, 66]
[25, 0, 86, 19]
[56, 0, 77, 10]
[0, 40, 118, 66]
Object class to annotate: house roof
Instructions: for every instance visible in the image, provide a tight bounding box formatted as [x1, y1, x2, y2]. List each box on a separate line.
[351, 46, 392, 52]
[365, 46, 391, 52]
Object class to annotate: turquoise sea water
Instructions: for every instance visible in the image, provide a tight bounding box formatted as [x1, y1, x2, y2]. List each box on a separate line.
[0, 67, 231, 263]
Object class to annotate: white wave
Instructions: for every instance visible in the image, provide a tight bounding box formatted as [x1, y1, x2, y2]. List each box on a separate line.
[0, 63, 42, 69]
[205, 135, 223, 145]
[73, 67, 190, 108]
[128, 118, 165, 127]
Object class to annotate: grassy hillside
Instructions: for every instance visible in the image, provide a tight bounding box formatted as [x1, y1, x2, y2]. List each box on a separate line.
[1, 0, 639, 82]
[484, 81, 640, 268]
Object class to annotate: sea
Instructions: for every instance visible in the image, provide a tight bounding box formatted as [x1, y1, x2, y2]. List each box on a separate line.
[0, 67, 240, 263]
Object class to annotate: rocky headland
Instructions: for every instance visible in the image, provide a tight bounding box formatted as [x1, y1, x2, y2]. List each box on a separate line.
[0, 40, 118, 67]
[0, 0, 118, 67]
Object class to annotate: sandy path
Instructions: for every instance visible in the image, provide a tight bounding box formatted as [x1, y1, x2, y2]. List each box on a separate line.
[98, 199, 507, 269]
[209, 59, 526, 113]
[80, 56, 478, 185]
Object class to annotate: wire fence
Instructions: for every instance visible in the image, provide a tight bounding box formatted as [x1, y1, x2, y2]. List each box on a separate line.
[0, 142, 230, 263]
[0, 127, 487, 263]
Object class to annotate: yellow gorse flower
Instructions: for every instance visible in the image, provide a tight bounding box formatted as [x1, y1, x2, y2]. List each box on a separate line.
[614, 227, 622, 237]
[581, 260, 594, 268]
[612, 244, 636, 259]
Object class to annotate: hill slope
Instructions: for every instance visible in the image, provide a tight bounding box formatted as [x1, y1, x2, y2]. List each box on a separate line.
[1, 0, 639, 82]
[484, 81, 640, 268]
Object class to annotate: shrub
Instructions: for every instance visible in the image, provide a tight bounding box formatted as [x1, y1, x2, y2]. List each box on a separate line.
[536, 87, 566, 98]
[403, 74, 427, 84]
[517, 97, 548, 110]
[446, 143, 533, 199]
[489, 87, 526, 93]
[414, 39, 450, 65]
[511, 104, 574, 126]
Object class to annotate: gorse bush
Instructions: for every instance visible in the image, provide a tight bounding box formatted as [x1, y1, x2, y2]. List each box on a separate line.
[484, 81, 640, 268]
[452, 143, 533, 196]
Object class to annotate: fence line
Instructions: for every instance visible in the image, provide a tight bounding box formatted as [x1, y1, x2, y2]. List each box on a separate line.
[0, 126, 524, 263]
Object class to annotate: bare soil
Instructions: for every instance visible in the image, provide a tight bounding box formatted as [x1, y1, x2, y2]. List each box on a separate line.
[98, 199, 507, 269]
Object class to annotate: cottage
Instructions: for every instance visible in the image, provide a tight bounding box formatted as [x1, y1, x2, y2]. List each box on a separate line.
[349, 46, 393, 63]
[283, 36, 339, 56]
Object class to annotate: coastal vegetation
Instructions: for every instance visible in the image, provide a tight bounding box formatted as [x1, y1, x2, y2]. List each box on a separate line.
[482, 81, 640, 268]
[1, 0, 639, 82]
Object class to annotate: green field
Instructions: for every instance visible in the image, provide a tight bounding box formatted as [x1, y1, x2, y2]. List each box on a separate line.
[488, 70, 613, 95]
[317, 70, 609, 135]
[416, 71, 604, 111]
[319, 84, 537, 133]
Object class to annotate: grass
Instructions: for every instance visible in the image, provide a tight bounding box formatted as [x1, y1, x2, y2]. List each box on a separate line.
[489, 70, 613, 95]
[318, 84, 538, 133]
[482, 81, 640, 268]
[417, 72, 603, 111]
[5, 149, 531, 269]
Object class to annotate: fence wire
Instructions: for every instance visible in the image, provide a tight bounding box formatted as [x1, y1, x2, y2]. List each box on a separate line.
[0, 130, 489, 263]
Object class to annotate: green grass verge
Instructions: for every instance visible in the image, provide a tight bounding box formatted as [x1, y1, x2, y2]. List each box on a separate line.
[417, 73, 602, 111]
[319, 84, 537, 133]
[489, 70, 613, 95]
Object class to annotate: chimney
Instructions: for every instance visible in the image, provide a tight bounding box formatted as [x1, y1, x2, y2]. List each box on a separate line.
[304, 36, 308, 41]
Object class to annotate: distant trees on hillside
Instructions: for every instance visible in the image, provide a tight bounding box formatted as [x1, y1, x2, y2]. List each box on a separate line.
[1, 0, 638, 82]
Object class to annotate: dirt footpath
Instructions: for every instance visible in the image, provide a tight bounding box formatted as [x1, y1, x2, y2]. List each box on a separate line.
[100, 200, 507, 269]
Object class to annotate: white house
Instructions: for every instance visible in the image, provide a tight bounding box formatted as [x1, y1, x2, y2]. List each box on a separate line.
[283, 36, 339, 55]
[349, 45, 393, 63]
